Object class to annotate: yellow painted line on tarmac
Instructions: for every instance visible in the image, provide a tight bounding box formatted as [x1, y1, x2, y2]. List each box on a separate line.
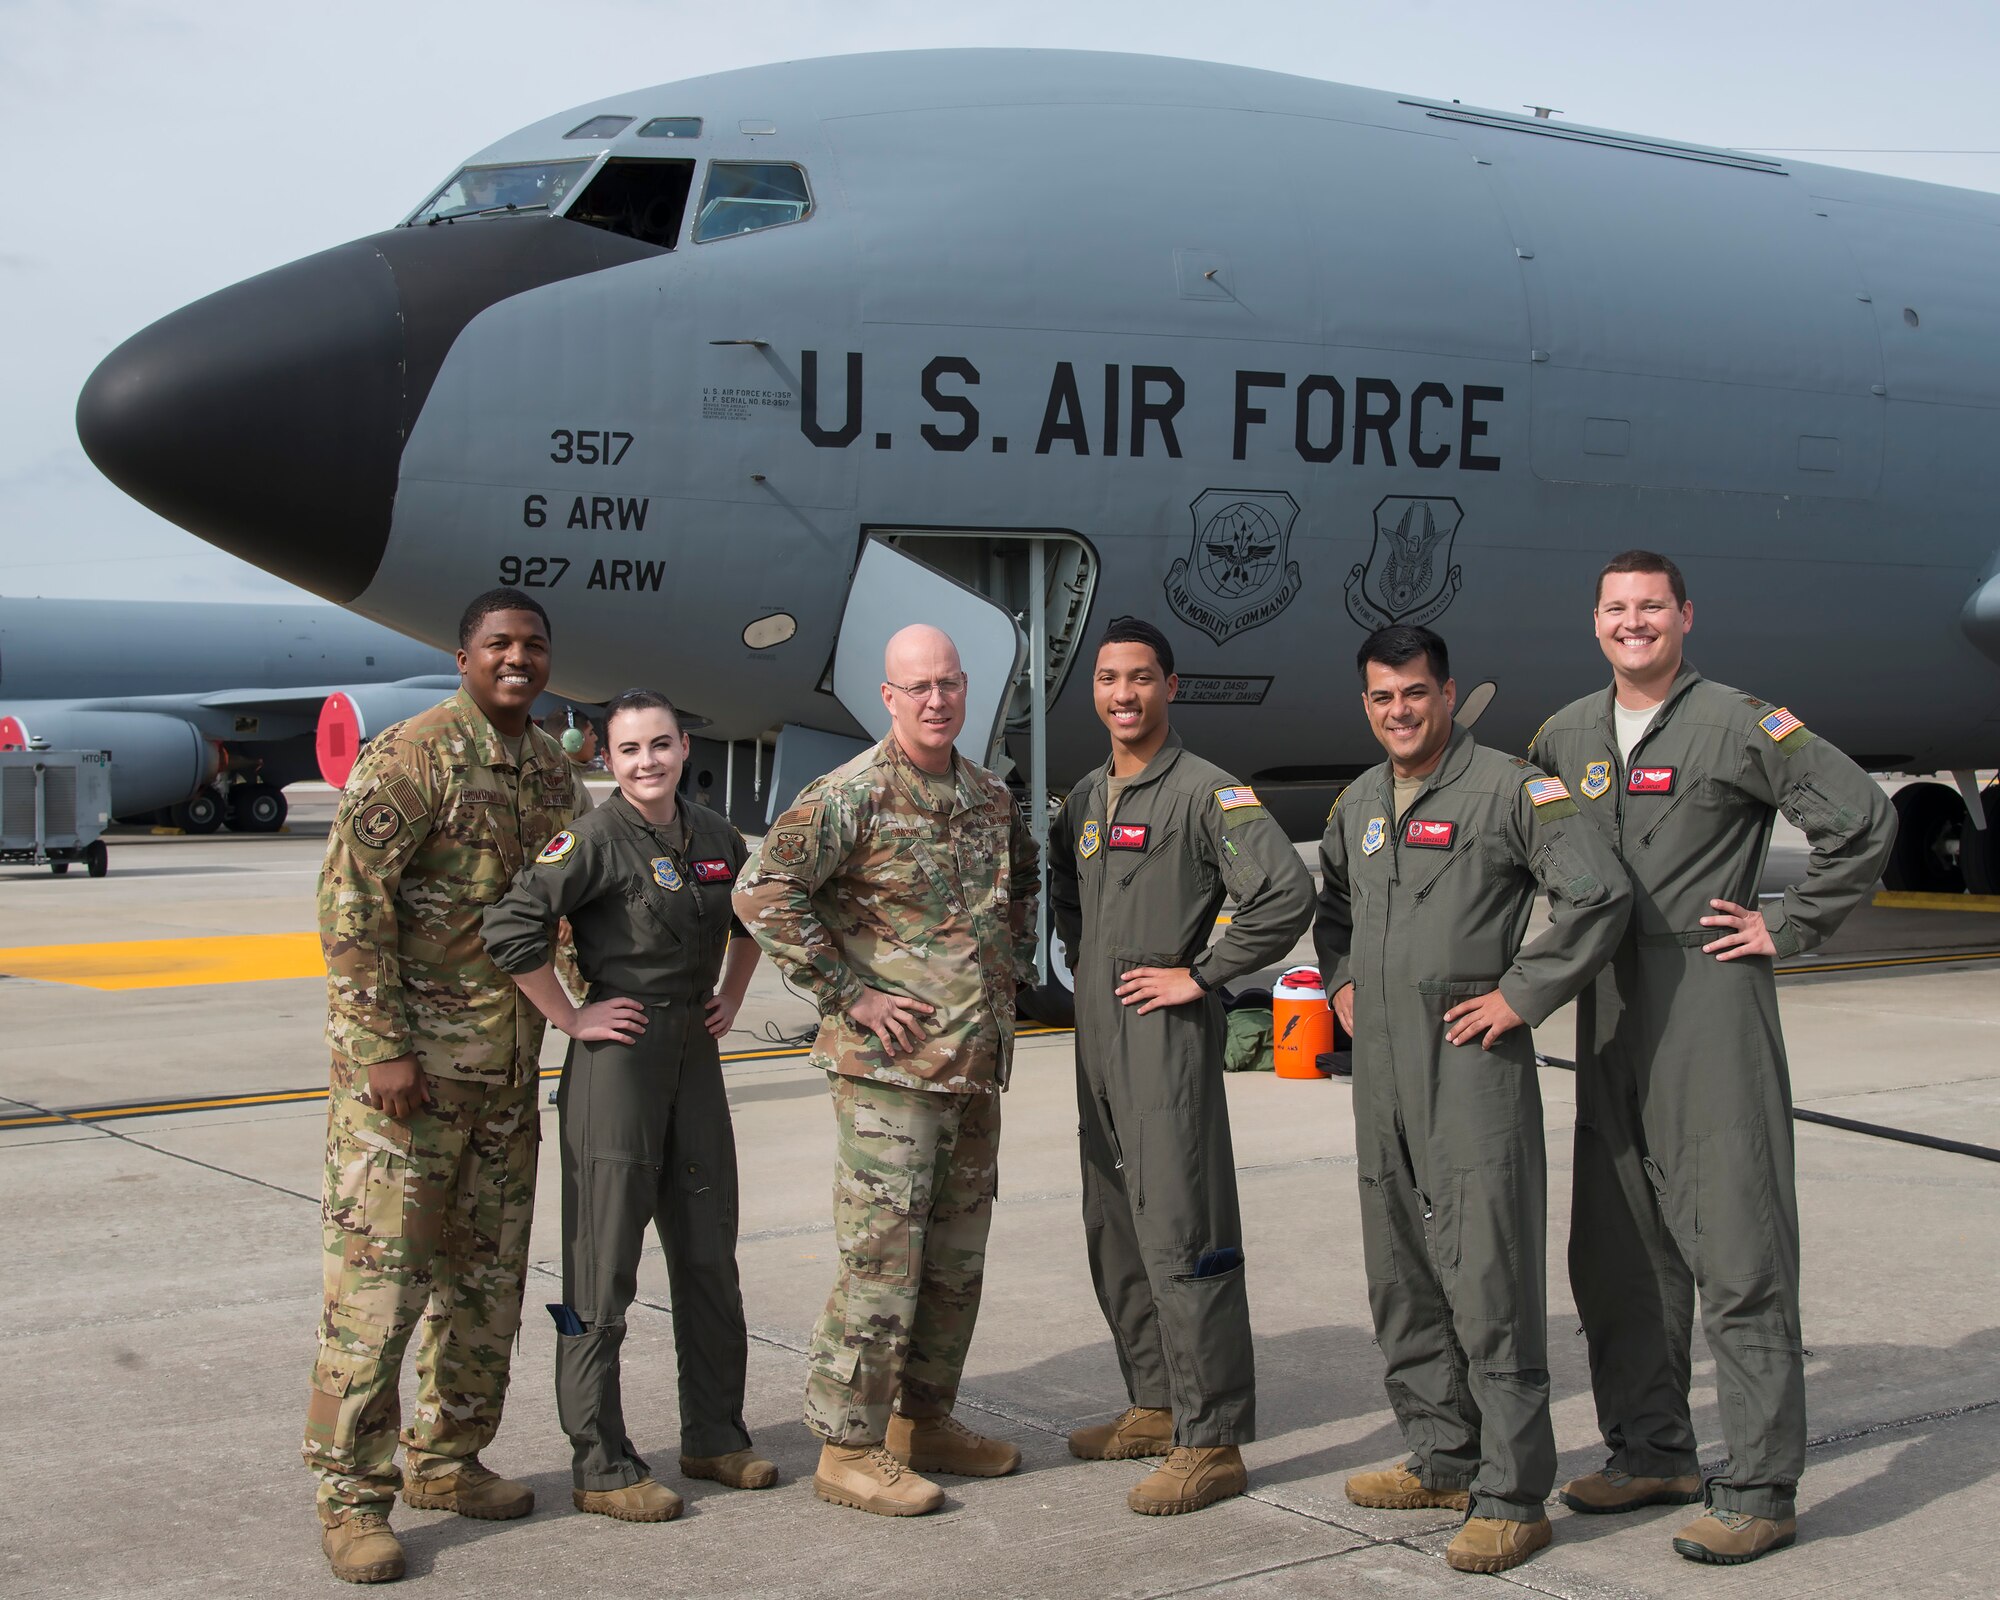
[0, 933, 323, 991]
[1872, 890, 2000, 914]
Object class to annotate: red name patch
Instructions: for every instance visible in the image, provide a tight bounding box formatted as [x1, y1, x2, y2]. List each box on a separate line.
[691, 859, 734, 883]
[1108, 823, 1150, 851]
[1627, 767, 1677, 794]
[1403, 818, 1456, 849]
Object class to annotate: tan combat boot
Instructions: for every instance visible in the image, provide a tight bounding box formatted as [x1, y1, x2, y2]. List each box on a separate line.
[1559, 1468, 1702, 1514]
[572, 1478, 684, 1522]
[681, 1448, 778, 1489]
[1068, 1406, 1174, 1461]
[1342, 1463, 1470, 1511]
[319, 1506, 405, 1584]
[886, 1412, 1022, 1477]
[401, 1457, 534, 1520]
[813, 1442, 945, 1516]
[1128, 1445, 1247, 1515]
[1446, 1515, 1553, 1573]
[1672, 1508, 1798, 1564]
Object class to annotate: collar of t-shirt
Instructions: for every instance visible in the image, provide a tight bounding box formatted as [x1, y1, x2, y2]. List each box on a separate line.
[1392, 772, 1424, 822]
[1613, 701, 1657, 764]
[1106, 758, 1151, 822]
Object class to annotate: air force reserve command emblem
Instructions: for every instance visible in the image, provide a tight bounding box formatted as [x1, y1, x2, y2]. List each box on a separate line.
[1078, 820, 1102, 859]
[1361, 816, 1387, 855]
[1345, 496, 1464, 630]
[1164, 488, 1302, 643]
[1581, 760, 1612, 799]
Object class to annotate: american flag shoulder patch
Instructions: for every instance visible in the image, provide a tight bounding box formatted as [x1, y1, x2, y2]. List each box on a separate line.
[1759, 707, 1805, 742]
[1525, 776, 1572, 807]
[1214, 785, 1261, 811]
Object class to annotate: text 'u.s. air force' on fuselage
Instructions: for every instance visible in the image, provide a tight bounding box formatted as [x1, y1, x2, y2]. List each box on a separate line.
[74, 50, 2000, 880]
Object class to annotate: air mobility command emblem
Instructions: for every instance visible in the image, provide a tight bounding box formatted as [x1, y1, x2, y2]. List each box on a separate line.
[652, 857, 684, 891]
[1361, 817, 1387, 855]
[538, 830, 578, 864]
[1078, 820, 1102, 859]
[1581, 760, 1611, 800]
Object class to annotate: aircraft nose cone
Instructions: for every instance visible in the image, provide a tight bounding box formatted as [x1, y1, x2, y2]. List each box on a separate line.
[77, 240, 405, 603]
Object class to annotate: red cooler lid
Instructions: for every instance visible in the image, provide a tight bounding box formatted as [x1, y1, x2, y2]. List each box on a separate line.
[317, 694, 362, 787]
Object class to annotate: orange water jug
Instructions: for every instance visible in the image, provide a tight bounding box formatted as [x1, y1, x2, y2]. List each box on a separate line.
[1271, 968, 1334, 1078]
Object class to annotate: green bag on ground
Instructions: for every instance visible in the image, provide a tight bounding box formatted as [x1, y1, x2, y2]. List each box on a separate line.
[1223, 1006, 1274, 1072]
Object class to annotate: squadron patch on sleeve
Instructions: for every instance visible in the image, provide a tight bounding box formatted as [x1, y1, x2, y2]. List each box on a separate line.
[767, 829, 810, 869]
[356, 802, 402, 846]
[538, 830, 578, 865]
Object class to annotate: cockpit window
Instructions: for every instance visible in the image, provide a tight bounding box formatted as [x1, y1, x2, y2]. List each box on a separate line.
[565, 159, 694, 249]
[692, 162, 812, 243]
[408, 160, 594, 225]
[566, 115, 634, 140]
[638, 117, 702, 140]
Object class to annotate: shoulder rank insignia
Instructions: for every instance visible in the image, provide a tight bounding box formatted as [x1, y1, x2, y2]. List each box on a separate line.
[1525, 775, 1571, 807]
[1361, 816, 1387, 856]
[538, 830, 578, 865]
[652, 857, 683, 890]
[1214, 785, 1261, 812]
[1760, 707, 1805, 742]
[1078, 819, 1102, 859]
[1581, 760, 1611, 800]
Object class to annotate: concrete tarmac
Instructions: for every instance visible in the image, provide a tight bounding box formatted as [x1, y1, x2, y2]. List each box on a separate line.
[2, 790, 1997, 1598]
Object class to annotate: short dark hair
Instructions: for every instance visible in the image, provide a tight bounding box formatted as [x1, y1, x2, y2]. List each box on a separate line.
[1596, 549, 1687, 607]
[602, 688, 682, 736]
[1356, 624, 1450, 686]
[458, 587, 552, 649]
[1097, 615, 1175, 678]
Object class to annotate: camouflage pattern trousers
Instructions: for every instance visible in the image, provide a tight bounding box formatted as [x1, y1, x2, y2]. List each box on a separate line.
[303, 1058, 539, 1512]
[804, 1074, 1001, 1444]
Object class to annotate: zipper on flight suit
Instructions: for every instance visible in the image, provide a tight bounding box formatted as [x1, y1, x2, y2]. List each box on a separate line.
[1117, 828, 1181, 888]
[1637, 776, 1703, 848]
[1411, 835, 1477, 902]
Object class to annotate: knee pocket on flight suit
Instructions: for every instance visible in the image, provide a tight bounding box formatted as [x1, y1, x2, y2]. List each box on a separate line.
[1437, 1165, 1524, 1329]
[672, 1157, 734, 1269]
[1356, 1174, 1400, 1285]
[1161, 1261, 1255, 1400]
[1132, 1106, 1210, 1250]
[572, 1153, 658, 1317]
[834, 1165, 919, 1281]
[1693, 1125, 1781, 1284]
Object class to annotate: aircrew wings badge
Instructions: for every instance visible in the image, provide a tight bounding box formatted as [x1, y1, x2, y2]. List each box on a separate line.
[538, 830, 577, 865]
[1361, 816, 1387, 855]
[1524, 776, 1571, 807]
[1581, 761, 1611, 800]
[1079, 820, 1102, 859]
[652, 857, 683, 891]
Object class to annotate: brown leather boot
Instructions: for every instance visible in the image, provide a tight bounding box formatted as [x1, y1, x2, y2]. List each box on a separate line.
[1068, 1406, 1174, 1461]
[572, 1478, 684, 1522]
[813, 1443, 945, 1516]
[319, 1506, 405, 1584]
[885, 1412, 1022, 1478]
[1447, 1515, 1553, 1573]
[1343, 1463, 1469, 1511]
[1560, 1468, 1702, 1514]
[680, 1448, 778, 1489]
[1127, 1445, 1247, 1515]
[401, 1458, 534, 1520]
[1672, 1509, 1798, 1564]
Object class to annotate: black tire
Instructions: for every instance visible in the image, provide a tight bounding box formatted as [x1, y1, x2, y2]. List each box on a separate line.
[50, 860, 69, 875]
[85, 839, 109, 879]
[1962, 786, 2000, 897]
[177, 791, 224, 834]
[1884, 782, 1968, 894]
[233, 782, 287, 833]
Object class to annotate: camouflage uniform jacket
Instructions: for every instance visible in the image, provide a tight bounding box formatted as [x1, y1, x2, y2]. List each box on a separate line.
[320, 687, 591, 1084]
[733, 735, 1040, 1094]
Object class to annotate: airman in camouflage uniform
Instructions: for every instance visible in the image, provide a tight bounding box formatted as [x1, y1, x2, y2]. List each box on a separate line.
[306, 592, 589, 1583]
[734, 623, 1039, 1517]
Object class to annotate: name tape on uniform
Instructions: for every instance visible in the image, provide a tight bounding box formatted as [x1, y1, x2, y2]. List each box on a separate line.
[692, 859, 734, 883]
[1404, 818, 1456, 849]
[1627, 767, 1676, 794]
[1108, 823, 1150, 851]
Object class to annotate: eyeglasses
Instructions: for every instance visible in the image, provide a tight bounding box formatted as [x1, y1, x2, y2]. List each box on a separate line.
[883, 675, 968, 702]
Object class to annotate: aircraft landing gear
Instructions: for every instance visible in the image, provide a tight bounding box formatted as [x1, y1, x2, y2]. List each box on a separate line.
[175, 790, 224, 834]
[227, 780, 288, 834]
[1885, 780, 2000, 896]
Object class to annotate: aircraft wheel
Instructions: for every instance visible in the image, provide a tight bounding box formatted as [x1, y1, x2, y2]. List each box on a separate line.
[1884, 782, 1968, 894]
[1961, 786, 2000, 897]
[50, 860, 69, 876]
[233, 781, 287, 833]
[177, 791, 224, 834]
[85, 840, 109, 878]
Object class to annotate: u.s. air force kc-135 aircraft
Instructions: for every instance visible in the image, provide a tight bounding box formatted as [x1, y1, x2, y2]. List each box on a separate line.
[75, 49, 2000, 889]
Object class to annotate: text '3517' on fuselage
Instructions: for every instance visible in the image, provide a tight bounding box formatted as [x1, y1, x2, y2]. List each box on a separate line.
[75, 48, 2000, 836]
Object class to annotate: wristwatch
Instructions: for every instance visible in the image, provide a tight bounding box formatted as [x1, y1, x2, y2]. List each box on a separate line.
[1188, 964, 1214, 994]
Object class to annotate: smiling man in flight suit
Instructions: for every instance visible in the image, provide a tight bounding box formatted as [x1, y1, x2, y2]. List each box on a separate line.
[1050, 616, 1314, 1516]
[1529, 550, 1896, 1565]
[306, 588, 591, 1585]
[1316, 623, 1630, 1575]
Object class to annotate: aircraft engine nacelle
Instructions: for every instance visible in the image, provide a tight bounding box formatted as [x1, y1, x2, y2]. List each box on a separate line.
[316, 686, 457, 787]
[0, 705, 223, 818]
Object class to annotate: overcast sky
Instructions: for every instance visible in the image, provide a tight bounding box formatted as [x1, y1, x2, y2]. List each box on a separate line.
[5, 0, 1995, 603]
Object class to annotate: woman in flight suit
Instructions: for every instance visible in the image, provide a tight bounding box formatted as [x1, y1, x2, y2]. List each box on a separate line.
[483, 689, 770, 1523]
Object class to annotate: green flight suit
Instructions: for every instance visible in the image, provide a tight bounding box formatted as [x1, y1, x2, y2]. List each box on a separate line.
[1315, 728, 1631, 1521]
[482, 791, 754, 1491]
[1531, 669, 1895, 1520]
[1050, 733, 1315, 1447]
